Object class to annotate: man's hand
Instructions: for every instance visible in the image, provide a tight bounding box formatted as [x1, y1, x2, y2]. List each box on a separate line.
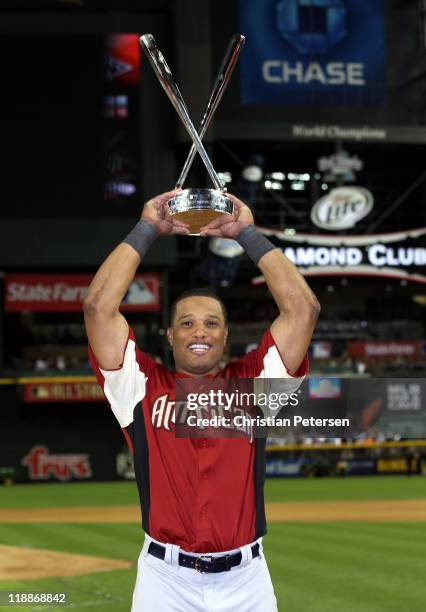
[141, 190, 189, 236]
[199, 193, 254, 238]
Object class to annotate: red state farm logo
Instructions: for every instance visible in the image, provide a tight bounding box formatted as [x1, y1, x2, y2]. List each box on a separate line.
[7, 282, 87, 303]
[21, 445, 92, 481]
[5, 273, 160, 312]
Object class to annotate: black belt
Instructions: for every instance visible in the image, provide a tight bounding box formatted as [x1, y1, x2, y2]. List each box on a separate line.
[148, 541, 260, 573]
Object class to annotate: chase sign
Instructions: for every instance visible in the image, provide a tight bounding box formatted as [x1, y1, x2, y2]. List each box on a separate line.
[240, 0, 385, 105]
[277, 0, 347, 55]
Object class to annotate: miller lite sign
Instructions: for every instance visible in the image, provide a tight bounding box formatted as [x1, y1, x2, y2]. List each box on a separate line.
[310, 186, 374, 230]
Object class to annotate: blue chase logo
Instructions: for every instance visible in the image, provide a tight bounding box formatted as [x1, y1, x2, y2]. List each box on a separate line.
[276, 0, 347, 55]
[263, 0, 363, 89]
[240, 0, 386, 105]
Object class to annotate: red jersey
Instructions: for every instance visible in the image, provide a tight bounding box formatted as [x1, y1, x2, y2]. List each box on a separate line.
[89, 327, 307, 553]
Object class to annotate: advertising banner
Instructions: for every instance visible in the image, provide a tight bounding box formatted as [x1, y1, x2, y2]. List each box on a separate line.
[310, 186, 374, 230]
[253, 227, 426, 284]
[0, 391, 132, 483]
[23, 380, 105, 403]
[266, 458, 304, 476]
[21, 445, 93, 481]
[376, 458, 408, 474]
[347, 342, 424, 358]
[311, 341, 332, 358]
[344, 459, 376, 475]
[4, 273, 161, 312]
[240, 0, 386, 106]
[105, 34, 141, 86]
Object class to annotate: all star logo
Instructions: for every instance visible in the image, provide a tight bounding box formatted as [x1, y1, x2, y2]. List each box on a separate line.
[105, 54, 132, 82]
[152, 394, 176, 431]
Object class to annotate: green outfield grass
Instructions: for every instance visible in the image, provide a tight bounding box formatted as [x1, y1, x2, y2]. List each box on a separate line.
[0, 476, 425, 611]
[2, 475, 426, 509]
[268, 522, 426, 612]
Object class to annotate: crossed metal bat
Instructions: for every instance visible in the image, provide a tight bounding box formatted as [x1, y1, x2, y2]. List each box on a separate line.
[140, 33, 245, 192]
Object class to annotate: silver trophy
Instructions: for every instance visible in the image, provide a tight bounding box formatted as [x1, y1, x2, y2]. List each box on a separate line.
[140, 33, 245, 235]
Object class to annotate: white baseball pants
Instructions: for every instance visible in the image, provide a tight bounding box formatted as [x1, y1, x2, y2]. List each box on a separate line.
[131, 533, 278, 612]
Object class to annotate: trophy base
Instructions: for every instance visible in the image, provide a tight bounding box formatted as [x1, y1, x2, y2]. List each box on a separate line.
[167, 188, 233, 235]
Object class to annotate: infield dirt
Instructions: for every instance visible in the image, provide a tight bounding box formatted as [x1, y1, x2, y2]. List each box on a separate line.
[0, 499, 425, 523]
[0, 544, 131, 580]
[1, 500, 425, 581]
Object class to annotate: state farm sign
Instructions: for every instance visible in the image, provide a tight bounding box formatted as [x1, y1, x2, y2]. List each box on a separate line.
[7, 276, 86, 309]
[4, 273, 160, 312]
[348, 341, 423, 358]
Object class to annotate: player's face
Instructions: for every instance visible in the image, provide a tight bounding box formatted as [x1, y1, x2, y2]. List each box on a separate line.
[167, 296, 228, 376]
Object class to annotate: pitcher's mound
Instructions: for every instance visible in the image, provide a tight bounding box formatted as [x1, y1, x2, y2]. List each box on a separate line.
[0, 545, 132, 580]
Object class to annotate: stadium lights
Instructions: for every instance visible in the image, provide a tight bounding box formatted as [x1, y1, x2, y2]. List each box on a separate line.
[241, 154, 264, 182]
[264, 180, 283, 190]
[105, 181, 136, 197]
[287, 172, 310, 181]
[290, 181, 305, 191]
[217, 171, 232, 184]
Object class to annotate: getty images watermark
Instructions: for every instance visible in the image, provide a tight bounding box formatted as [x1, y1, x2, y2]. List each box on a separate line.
[174, 377, 426, 439]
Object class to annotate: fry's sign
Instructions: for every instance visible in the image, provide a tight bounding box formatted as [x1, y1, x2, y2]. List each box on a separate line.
[21, 445, 92, 481]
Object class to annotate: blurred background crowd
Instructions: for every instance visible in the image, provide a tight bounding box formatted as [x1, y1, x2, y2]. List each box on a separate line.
[0, 1, 425, 473]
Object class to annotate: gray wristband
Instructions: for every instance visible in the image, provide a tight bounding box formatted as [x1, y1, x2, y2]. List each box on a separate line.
[123, 219, 159, 259]
[236, 224, 276, 265]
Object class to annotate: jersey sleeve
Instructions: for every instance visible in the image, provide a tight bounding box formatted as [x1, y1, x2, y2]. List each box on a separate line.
[88, 327, 157, 428]
[226, 328, 308, 379]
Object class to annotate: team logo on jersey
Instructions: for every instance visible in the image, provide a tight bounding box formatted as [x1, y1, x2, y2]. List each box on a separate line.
[152, 394, 176, 431]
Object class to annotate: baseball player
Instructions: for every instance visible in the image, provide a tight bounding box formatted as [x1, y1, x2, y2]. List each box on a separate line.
[84, 190, 320, 611]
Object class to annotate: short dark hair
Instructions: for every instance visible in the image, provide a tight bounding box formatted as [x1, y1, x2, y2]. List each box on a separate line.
[170, 287, 228, 325]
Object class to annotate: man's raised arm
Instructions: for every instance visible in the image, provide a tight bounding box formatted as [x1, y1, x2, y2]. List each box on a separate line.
[199, 193, 320, 374]
[84, 190, 188, 369]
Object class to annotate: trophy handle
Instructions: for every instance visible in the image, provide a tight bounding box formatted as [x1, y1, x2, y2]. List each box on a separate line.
[140, 34, 223, 191]
[175, 34, 245, 190]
